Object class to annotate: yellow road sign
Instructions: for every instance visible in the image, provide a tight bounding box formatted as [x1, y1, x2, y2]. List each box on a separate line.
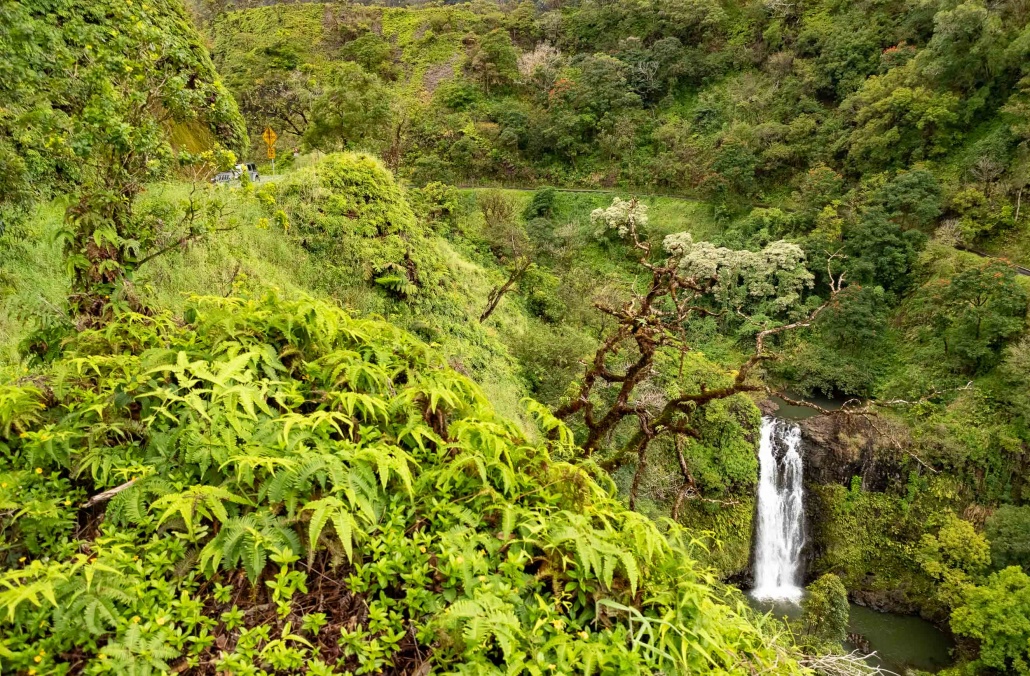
[267, 146, 277, 160]
[262, 126, 278, 147]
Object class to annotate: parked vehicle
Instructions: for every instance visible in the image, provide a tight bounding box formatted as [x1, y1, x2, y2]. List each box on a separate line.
[211, 163, 259, 184]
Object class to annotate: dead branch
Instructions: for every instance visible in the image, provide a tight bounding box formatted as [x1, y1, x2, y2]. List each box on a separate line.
[559, 220, 848, 508]
[480, 256, 532, 323]
[799, 650, 898, 676]
[81, 478, 138, 508]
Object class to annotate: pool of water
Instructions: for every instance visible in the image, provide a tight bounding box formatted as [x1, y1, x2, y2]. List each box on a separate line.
[748, 598, 953, 673]
[848, 604, 953, 674]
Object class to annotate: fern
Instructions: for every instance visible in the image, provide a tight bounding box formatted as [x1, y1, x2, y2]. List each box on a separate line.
[0, 291, 804, 673]
[440, 592, 523, 661]
[151, 485, 251, 533]
[199, 512, 302, 582]
[301, 496, 358, 562]
[374, 273, 418, 298]
[521, 396, 576, 450]
[0, 561, 74, 622]
[0, 384, 44, 439]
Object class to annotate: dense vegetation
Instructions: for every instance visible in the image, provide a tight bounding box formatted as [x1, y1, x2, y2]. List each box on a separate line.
[2, 0, 1030, 673]
[200, 0, 1030, 671]
[0, 292, 803, 674]
[204, 0, 1029, 220]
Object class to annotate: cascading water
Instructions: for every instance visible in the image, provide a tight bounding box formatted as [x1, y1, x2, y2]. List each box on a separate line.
[751, 416, 805, 603]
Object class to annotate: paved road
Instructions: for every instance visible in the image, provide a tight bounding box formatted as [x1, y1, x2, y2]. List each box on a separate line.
[455, 184, 701, 203]
[956, 245, 1030, 276]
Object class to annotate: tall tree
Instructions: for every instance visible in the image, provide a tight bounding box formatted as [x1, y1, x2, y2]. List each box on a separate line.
[556, 198, 843, 507]
[303, 63, 394, 153]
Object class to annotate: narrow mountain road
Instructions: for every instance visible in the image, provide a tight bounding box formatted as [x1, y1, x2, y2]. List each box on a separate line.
[957, 245, 1030, 276]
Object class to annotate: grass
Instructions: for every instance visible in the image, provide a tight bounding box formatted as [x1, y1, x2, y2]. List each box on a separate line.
[0, 201, 68, 366]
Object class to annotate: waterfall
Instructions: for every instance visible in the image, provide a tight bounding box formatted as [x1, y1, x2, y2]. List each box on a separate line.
[751, 416, 805, 603]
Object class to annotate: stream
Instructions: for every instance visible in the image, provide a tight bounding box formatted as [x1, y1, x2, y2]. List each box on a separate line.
[747, 409, 954, 673]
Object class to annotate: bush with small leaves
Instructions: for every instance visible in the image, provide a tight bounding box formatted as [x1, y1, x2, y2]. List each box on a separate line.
[800, 574, 850, 649]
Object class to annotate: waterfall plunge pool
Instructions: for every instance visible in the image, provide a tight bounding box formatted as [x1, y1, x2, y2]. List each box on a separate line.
[747, 417, 953, 672]
[747, 598, 954, 673]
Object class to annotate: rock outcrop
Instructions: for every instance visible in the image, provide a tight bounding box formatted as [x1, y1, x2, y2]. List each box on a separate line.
[760, 399, 904, 491]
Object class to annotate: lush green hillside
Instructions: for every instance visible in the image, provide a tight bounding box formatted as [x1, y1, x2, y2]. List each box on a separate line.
[0, 7, 810, 658]
[193, 1, 1030, 667]
[0, 0, 247, 215]
[203, 0, 1030, 224]
[3, 0, 1030, 673]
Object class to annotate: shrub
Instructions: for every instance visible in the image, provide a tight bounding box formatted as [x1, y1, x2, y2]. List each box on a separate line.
[274, 152, 446, 297]
[801, 574, 850, 648]
[952, 567, 1030, 675]
[523, 186, 558, 220]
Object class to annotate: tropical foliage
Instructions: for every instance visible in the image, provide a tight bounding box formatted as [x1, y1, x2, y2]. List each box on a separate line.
[0, 293, 800, 674]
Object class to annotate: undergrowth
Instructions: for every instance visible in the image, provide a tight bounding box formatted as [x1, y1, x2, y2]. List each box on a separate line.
[0, 292, 799, 674]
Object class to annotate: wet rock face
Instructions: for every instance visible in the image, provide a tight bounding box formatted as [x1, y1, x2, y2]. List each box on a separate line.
[758, 401, 900, 491]
[797, 414, 865, 486]
[851, 588, 920, 615]
[758, 399, 870, 486]
[801, 413, 913, 492]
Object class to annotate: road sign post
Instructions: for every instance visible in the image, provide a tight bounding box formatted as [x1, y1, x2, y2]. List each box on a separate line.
[262, 127, 278, 176]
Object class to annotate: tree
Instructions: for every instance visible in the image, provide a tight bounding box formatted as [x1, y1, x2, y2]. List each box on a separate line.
[478, 191, 534, 323]
[616, 37, 686, 103]
[466, 29, 519, 95]
[339, 32, 396, 79]
[917, 513, 991, 608]
[869, 168, 943, 230]
[928, 261, 1028, 372]
[504, 0, 542, 48]
[538, 57, 641, 164]
[237, 69, 322, 138]
[816, 284, 889, 350]
[557, 54, 641, 121]
[917, 1, 1005, 94]
[302, 63, 394, 153]
[666, 234, 815, 327]
[844, 208, 926, 293]
[710, 142, 760, 197]
[556, 198, 842, 508]
[41, 0, 248, 327]
[843, 61, 961, 170]
[1000, 336, 1030, 420]
[949, 186, 1014, 242]
[987, 506, 1030, 573]
[951, 567, 1030, 675]
[793, 165, 846, 229]
[800, 574, 849, 648]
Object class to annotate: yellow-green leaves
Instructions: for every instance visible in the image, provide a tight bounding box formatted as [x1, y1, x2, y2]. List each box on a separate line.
[151, 485, 250, 534]
[301, 496, 358, 562]
[0, 384, 45, 439]
[0, 561, 74, 621]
